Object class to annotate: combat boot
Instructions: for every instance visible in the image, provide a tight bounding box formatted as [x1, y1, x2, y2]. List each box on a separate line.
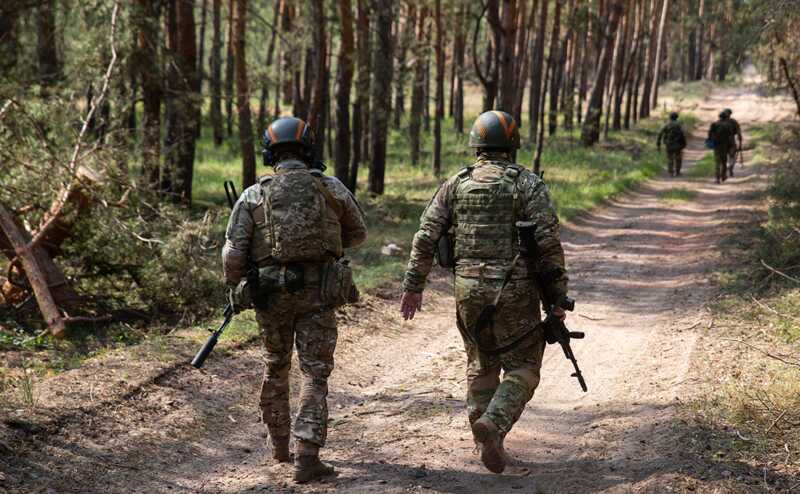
[293, 441, 335, 483]
[271, 436, 292, 463]
[471, 416, 506, 474]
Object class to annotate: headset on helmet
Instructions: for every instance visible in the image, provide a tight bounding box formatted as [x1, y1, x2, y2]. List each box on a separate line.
[262, 117, 315, 167]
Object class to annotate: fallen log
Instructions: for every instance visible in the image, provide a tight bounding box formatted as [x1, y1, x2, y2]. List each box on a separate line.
[0, 203, 67, 337]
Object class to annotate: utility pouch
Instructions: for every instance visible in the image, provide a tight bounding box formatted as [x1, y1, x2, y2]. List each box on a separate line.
[320, 259, 359, 308]
[258, 264, 305, 294]
[435, 229, 456, 269]
[516, 221, 538, 258]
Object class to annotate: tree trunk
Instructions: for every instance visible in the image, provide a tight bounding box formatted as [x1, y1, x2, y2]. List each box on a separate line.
[409, 7, 427, 166]
[547, 0, 564, 136]
[650, 0, 669, 109]
[36, 0, 60, 91]
[432, 0, 444, 175]
[473, 0, 500, 112]
[0, 7, 19, 75]
[498, 0, 519, 112]
[135, 0, 162, 187]
[368, 0, 394, 195]
[334, 0, 355, 186]
[232, 0, 255, 188]
[210, 0, 223, 146]
[528, 0, 549, 143]
[638, 0, 660, 118]
[225, 0, 235, 135]
[581, 0, 622, 146]
[350, 0, 371, 190]
[694, 0, 704, 80]
[454, 5, 468, 133]
[279, 0, 294, 104]
[609, 0, 631, 131]
[307, 0, 327, 160]
[394, 4, 414, 129]
[163, 0, 199, 204]
[196, 0, 208, 137]
[780, 58, 800, 117]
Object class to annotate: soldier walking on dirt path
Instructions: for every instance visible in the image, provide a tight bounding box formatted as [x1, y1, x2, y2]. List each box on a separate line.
[400, 110, 570, 475]
[722, 108, 744, 177]
[708, 110, 739, 183]
[222, 117, 367, 483]
[657, 112, 687, 177]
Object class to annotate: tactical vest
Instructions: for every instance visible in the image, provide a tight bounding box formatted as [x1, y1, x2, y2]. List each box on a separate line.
[663, 122, 685, 151]
[453, 162, 522, 262]
[249, 165, 343, 265]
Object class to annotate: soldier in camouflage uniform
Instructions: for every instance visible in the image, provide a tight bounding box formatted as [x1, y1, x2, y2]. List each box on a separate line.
[400, 110, 569, 474]
[722, 108, 743, 177]
[222, 117, 367, 483]
[708, 111, 737, 183]
[656, 112, 687, 177]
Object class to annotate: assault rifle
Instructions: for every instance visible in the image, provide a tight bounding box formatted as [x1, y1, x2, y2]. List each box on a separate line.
[541, 296, 587, 392]
[191, 180, 239, 369]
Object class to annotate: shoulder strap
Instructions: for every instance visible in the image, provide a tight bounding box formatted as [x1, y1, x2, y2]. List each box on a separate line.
[312, 176, 344, 218]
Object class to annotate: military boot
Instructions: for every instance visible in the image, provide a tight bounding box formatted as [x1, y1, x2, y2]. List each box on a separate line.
[293, 440, 335, 483]
[271, 436, 292, 463]
[471, 416, 506, 474]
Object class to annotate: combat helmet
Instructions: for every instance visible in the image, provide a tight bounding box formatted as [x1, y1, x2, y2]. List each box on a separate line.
[669, 112, 679, 120]
[722, 108, 733, 117]
[262, 117, 315, 166]
[468, 110, 520, 150]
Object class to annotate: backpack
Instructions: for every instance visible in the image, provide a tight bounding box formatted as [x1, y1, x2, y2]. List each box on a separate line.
[664, 123, 686, 151]
[259, 167, 343, 263]
[452, 162, 522, 262]
[710, 120, 735, 149]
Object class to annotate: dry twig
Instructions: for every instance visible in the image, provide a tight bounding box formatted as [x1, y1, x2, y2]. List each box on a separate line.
[760, 259, 800, 285]
[721, 338, 800, 368]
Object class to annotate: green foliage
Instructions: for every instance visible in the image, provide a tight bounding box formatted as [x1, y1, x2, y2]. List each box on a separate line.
[660, 187, 697, 203]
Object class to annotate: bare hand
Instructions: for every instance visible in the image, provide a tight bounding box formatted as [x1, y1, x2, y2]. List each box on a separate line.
[400, 291, 423, 320]
[552, 306, 567, 321]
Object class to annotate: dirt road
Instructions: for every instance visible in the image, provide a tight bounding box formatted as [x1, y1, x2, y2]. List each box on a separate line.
[2, 85, 795, 494]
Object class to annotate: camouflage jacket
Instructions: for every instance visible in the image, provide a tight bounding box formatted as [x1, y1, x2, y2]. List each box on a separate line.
[403, 153, 568, 299]
[657, 121, 686, 152]
[222, 159, 367, 286]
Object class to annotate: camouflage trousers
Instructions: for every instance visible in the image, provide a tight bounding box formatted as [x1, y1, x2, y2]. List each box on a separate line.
[455, 276, 546, 437]
[727, 147, 739, 176]
[256, 286, 337, 448]
[665, 150, 683, 175]
[714, 147, 731, 181]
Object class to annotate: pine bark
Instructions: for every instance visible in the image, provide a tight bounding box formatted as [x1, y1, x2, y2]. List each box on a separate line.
[547, 0, 564, 135]
[694, 0, 704, 80]
[367, 0, 394, 195]
[581, 0, 622, 146]
[498, 0, 519, 112]
[638, 0, 660, 118]
[210, 0, 223, 146]
[528, 0, 549, 143]
[650, 0, 669, 108]
[233, 0, 256, 188]
[36, 0, 61, 91]
[350, 0, 371, 190]
[225, 0, 235, 135]
[432, 0, 444, 175]
[134, 0, 162, 186]
[307, 0, 327, 159]
[334, 0, 355, 186]
[409, 7, 427, 166]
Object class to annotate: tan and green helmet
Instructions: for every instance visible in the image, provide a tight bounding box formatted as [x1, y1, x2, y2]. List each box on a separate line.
[468, 110, 521, 150]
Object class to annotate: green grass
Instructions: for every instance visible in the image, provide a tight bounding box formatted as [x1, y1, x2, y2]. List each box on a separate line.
[659, 187, 697, 203]
[688, 151, 715, 177]
[192, 111, 698, 290]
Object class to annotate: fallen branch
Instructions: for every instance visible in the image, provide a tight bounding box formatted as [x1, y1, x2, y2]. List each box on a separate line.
[765, 409, 788, 434]
[760, 259, 800, 285]
[0, 203, 66, 337]
[721, 338, 800, 368]
[750, 295, 800, 324]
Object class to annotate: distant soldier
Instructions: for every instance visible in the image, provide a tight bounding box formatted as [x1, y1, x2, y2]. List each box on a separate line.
[657, 112, 687, 177]
[722, 108, 743, 177]
[222, 117, 367, 483]
[400, 111, 570, 474]
[708, 111, 737, 183]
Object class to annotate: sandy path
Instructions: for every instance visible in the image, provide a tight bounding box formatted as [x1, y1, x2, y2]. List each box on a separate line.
[2, 84, 794, 494]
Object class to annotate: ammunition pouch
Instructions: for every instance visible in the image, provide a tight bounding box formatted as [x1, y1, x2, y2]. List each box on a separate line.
[435, 229, 455, 269]
[320, 259, 359, 309]
[231, 264, 306, 312]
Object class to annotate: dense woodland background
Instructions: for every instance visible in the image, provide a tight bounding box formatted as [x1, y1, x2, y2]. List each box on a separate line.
[0, 0, 799, 335]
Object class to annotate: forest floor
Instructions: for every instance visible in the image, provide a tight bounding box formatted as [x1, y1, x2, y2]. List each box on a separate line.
[1, 84, 798, 494]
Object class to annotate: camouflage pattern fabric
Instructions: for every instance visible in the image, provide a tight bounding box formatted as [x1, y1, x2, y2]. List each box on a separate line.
[257, 286, 337, 447]
[657, 121, 686, 152]
[222, 158, 367, 450]
[403, 151, 567, 438]
[714, 148, 729, 181]
[222, 159, 367, 287]
[666, 150, 683, 176]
